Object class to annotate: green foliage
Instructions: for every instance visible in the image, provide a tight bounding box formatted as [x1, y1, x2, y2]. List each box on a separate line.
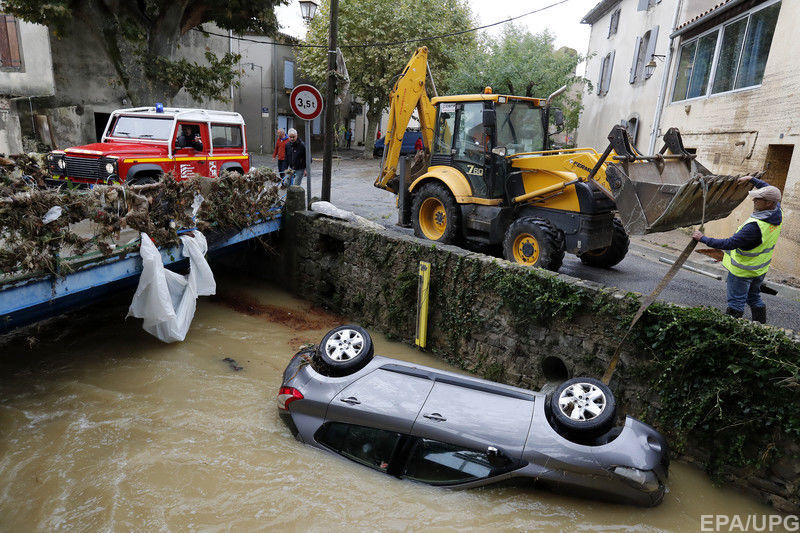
[147, 51, 242, 103]
[445, 24, 588, 131]
[490, 266, 595, 326]
[297, 0, 477, 136]
[633, 304, 800, 476]
[4, 0, 283, 103]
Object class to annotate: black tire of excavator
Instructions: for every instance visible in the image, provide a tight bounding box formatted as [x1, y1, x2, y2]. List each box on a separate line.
[578, 218, 630, 268]
[411, 182, 462, 245]
[502, 217, 566, 272]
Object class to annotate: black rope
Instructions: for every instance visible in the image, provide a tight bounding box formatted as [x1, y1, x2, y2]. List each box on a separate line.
[195, 0, 571, 49]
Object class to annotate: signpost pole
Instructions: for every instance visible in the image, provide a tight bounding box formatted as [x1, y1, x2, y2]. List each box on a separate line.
[305, 119, 312, 209]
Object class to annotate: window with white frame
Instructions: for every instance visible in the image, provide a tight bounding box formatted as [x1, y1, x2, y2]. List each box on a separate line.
[608, 9, 620, 38]
[671, 1, 781, 102]
[597, 51, 615, 96]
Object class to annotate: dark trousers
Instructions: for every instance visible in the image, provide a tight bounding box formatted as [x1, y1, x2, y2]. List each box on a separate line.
[277, 159, 287, 180]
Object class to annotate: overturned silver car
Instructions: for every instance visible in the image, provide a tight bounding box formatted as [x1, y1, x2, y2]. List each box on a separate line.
[278, 325, 668, 506]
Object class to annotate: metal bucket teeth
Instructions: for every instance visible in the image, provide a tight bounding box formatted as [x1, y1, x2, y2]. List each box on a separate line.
[609, 159, 750, 235]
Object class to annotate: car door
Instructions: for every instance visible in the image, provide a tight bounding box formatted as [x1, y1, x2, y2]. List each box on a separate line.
[174, 122, 209, 179]
[411, 381, 535, 460]
[451, 102, 492, 198]
[326, 368, 434, 434]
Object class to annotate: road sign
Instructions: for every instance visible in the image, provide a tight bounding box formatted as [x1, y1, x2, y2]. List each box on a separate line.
[290, 84, 323, 121]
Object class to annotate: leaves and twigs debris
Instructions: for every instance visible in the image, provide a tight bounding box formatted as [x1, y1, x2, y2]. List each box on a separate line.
[0, 155, 282, 278]
[222, 357, 243, 371]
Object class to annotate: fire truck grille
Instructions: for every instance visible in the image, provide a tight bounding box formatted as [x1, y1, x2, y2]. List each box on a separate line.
[65, 156, 102, 180]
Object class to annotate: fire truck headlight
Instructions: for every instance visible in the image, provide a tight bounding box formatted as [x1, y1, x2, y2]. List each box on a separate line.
[57, 158, 66, 170]
[105, 162, 115, 174]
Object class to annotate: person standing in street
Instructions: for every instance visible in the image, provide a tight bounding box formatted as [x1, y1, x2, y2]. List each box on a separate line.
[692, 176, 783, 323]
[344, 127, 352, 149]
[272, 128, 288, 182]
[284, 128, 307, 186]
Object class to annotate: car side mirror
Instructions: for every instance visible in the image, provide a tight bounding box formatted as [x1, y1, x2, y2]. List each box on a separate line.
[483, 109, 496, 128]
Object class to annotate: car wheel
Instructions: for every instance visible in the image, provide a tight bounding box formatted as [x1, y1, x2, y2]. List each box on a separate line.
[313, 325, 374, 377]
[411, 182, 461, 244]
[502, 217, 565, 272]
[127, 173, 160, 186]
[578, 218, 629, 268]
[549, 377, 616, 438]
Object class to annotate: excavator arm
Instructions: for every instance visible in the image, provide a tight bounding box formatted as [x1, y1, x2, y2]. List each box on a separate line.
[374, 47, 436, 193]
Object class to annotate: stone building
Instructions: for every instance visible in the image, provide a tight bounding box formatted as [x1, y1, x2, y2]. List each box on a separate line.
[579, 0, 799, 277]
[577, 0, 675, 152]
[0, 12, 54, 154]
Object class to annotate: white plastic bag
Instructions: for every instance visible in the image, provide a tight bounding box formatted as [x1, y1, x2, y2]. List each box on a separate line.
[127, 231, 216, 343]
[311, 201, 384, 230]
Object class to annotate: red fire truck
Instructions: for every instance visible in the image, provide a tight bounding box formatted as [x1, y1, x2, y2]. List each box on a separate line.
[47, 106, 250, 186]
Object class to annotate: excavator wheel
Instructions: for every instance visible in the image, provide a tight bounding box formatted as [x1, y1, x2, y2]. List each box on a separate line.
[412, 182, 461, 244]
[503, 217, 565, 272]
[578, 218, 629, 268]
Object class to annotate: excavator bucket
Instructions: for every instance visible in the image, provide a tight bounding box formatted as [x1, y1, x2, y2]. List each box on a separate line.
[602, 127, 751, 235]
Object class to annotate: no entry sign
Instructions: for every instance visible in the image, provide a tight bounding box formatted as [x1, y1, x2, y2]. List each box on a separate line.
[290, 84, 323, 121]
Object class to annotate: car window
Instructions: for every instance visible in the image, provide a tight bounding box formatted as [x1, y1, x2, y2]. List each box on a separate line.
[316, 423, 402, 473]
[403, 439, 494, 485]
[454, 102, 486, 164]
[211, 124, 243, 148]
[111, 116, 173, 140]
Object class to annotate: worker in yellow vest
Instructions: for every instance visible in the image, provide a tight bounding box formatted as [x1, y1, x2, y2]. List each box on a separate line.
[692, 176, 782, 323]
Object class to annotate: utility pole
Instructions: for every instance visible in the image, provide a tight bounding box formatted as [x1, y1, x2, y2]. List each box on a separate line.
[321, 0, 339, 202]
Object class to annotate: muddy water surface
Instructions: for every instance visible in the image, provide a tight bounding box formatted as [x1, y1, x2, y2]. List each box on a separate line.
[0, 278, 776, 531]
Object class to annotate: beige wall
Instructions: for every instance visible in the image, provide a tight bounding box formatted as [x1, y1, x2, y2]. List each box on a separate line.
[577, 0, 675, 151]
[661, 0, 798, 275]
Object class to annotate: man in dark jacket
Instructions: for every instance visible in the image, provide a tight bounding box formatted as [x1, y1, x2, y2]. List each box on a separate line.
[284, 128, 307, 186]
[692, 176, 783, 323]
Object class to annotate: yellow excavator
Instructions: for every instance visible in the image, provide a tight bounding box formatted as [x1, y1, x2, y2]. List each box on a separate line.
[375, 47, 749, 271]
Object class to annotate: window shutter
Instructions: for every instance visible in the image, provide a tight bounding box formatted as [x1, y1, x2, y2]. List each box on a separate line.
[598, 55, 606, 94]
[0, 16, 10, 68]
[630, 36, 642, 83]
[603, 51, 616, 94]
[644, 26, 660, 79]
[637, 0, 649, 11]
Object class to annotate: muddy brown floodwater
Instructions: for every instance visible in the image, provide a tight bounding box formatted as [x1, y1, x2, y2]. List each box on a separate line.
[0, 276, 777, 531]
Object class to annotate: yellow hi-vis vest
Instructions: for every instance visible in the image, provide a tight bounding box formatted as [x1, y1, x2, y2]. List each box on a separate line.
[722, 214, 782, 278]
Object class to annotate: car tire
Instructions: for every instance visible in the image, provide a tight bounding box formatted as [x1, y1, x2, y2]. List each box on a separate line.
[578, 218, 629, 268]
[411, 182, 461, 244]
[313, 325, 374, 377]
[549, 377, 616, 438]
[502, 217, 565, 272]
[127, 173, 160, 186]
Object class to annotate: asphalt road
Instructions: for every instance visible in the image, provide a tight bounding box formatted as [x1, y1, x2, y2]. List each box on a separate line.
[252, 151, 800, 331]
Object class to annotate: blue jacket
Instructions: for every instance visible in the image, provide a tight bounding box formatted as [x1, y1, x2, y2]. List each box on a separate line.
[699, 178, 782, 250]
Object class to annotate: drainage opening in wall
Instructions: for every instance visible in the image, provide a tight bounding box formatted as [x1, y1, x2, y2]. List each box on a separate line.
[541, 356, 569, 382]
[319, 234, 344, 255]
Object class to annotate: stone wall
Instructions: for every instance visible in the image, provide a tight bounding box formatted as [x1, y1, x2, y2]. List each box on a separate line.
[279, 193, 800, 512]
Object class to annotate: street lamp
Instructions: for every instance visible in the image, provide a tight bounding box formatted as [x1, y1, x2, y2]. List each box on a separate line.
[243, 62, 265, 154]
[299, 0, 319, 24]
[644, 54, 666, 79]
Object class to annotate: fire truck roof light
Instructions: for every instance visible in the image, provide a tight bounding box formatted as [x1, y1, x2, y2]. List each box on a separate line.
[155, 103, 164, 113]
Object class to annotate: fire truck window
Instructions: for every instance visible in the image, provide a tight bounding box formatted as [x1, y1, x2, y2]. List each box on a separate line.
[211, 124, 243, 148]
